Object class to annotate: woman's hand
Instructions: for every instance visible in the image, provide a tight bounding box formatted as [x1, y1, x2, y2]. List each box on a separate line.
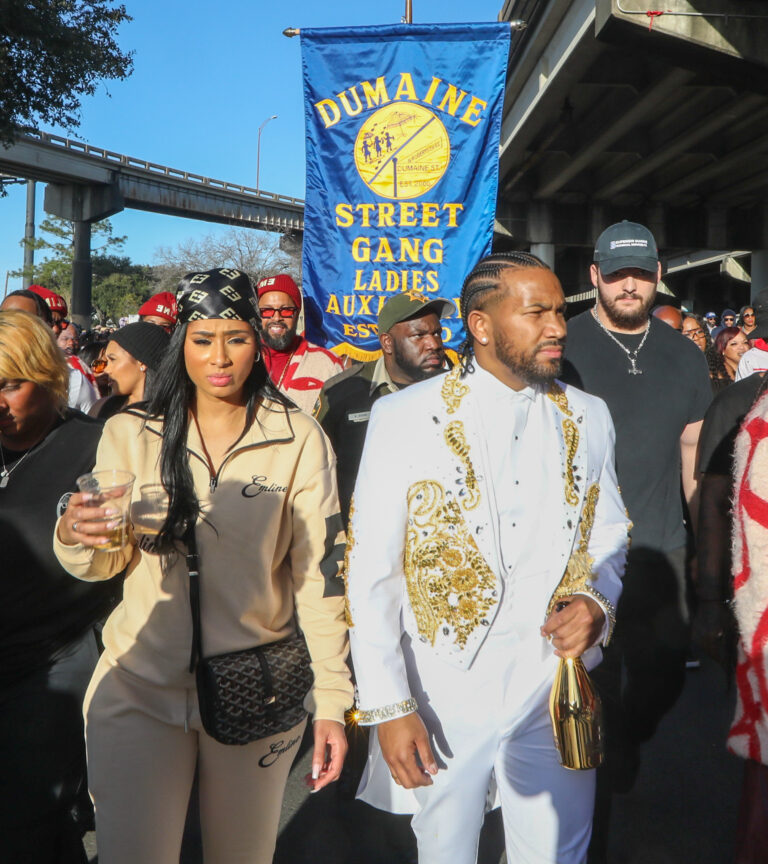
[306, 719, 347, 793]
[57, 491, 123, 548]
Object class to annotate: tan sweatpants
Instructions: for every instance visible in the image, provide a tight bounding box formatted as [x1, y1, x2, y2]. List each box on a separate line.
[84, 654, 306, 864]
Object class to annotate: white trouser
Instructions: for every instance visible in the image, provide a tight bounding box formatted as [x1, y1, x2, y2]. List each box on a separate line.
[361, 631, 596, 864]
[410, 699, 594, 864]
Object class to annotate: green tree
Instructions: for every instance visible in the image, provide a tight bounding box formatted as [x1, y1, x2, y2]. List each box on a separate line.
[0, 0, 133, 145]
[92, 271, 152, 324]
[11, 215, 154, 322]
[13, 214, 127, 298]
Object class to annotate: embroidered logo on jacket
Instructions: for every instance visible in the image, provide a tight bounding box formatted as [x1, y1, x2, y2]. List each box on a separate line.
[242, 476, 288, 498]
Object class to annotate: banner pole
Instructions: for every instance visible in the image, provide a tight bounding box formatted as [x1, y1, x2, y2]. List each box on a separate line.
[404, 0, 412, 24]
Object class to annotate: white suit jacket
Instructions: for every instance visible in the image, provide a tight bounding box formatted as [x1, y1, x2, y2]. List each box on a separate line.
[345, 365, 629, 725]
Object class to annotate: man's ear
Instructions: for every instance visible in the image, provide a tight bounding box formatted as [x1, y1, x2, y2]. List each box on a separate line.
[467, 309, 490, 346]
[379, 331, 393, 355]
[589, 263, 599, 289]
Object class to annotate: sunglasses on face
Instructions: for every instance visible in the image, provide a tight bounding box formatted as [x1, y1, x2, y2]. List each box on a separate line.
[683, 329, 704, 339]
[91, 359, 107, 373]
[724, 317, 735, 323]
[744, 312, 755, 319]
[259, 306, 298, 319]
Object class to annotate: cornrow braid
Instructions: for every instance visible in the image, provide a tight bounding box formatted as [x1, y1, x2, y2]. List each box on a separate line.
[457, 251, 550, 375]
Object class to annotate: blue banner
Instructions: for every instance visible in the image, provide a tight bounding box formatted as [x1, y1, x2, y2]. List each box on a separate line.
[301, 23, 510, 360]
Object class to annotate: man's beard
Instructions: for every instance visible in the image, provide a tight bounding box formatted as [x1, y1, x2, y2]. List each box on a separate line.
[261, 322, 297, 351]
[598, 287, 655, 329]
[392, 340, 443, 382]
[494, 333, 564, 386]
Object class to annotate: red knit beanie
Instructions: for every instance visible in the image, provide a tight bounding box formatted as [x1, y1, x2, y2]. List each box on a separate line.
[256, 274, 302, 310]
[28, 284, 68, 316]
[138, 291, 177, 325]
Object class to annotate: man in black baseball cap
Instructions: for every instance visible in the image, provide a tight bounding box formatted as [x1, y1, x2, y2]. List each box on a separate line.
[562, 219, 712, 862]
[314, 291, 454, 525]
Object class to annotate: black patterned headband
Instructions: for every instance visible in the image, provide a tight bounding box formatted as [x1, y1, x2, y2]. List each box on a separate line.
[176, 269, 260, 330]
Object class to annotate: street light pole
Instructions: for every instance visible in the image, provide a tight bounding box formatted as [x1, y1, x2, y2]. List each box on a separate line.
[256, 114, 278, 194]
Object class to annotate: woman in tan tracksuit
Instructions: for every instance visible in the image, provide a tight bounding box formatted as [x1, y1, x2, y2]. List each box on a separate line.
[55, 269, 353, 864]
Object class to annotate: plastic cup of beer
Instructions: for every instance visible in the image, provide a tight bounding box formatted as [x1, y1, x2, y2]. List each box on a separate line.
[131, 484, 169, 537]
[76, 470, 136, 551]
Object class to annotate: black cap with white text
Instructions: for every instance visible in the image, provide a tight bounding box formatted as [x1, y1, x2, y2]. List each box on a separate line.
[593, 221, 659, 276]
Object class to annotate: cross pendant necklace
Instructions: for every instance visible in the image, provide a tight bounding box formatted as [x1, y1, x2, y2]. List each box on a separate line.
[591, 308, 649, 375]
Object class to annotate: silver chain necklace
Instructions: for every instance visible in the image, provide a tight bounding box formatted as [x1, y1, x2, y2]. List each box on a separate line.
[0, 442, 36, 488]
[591, 307, 650, 375]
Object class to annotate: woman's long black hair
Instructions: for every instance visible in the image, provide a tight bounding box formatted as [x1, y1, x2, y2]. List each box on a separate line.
[145, 321, 292, 551]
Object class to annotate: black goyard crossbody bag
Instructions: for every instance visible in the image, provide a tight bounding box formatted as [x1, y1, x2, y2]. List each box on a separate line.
[185, 526, 313, 745]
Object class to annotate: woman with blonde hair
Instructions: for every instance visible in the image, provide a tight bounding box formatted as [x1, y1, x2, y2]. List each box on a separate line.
[0, 310, 118, 862]
[55, 270, 352, 864]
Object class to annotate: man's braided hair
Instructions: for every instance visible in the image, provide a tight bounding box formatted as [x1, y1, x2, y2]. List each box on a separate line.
[458, 250, 550, 375]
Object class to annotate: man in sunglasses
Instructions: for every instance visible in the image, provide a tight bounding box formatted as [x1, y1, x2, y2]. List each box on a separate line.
[712, 308, 737, 340]
[256, 274, 344, 413]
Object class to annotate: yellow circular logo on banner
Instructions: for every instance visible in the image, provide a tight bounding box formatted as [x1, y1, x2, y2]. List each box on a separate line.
[354, 103, 450, 200]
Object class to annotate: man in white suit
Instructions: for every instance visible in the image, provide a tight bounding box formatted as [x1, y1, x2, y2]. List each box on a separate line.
[345, 252, 630, 864]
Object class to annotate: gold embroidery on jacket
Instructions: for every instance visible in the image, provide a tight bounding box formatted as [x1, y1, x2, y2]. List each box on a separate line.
[547, 382, 579, 505]
[546, 483, 616, 641]
[441, 366, 469, 415]
[563, 418, 579, 506]
[405, 480, 497, 648]
[444, 421, 480, 511]
[342, 498, 355, 628]
[547, 381, 573, 416]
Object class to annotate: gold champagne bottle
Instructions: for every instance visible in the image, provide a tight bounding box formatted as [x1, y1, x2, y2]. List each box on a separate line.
[549, 656, 604, 770]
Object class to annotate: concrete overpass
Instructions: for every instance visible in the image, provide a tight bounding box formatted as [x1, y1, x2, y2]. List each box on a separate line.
[0, 131, 305, 326]
[495, 0, 768, 309]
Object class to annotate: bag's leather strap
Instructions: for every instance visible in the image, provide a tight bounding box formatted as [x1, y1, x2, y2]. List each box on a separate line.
[185, 524, 203, 673]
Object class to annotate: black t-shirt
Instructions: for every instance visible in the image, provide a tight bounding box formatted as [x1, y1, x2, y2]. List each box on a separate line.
[0, 411, 120, 689]
[562, 312, 712, 552]
[698, 374, 763, 476]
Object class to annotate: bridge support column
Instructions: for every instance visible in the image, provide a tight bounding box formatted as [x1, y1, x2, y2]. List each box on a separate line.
[752, 252, 768, 301]
[44, 182, 124, 327]
[531, 243, 556, 268]
[23, 180, 36, 287]
[528, 201, 555, 268]
[71, 221, 92, 330]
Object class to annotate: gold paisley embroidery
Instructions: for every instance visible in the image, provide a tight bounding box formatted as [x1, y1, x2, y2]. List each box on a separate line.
[547, 382, 572, 417]
[405, 480, 497, 648]
[443, 421, 480, 511]
[441, 366, 469, 415]
[563, 418, 579, 506]
[342, 498, 355, 628]
[546, 483, 615, 638]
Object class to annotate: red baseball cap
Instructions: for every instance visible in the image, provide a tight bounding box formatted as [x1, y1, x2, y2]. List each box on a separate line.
[138, 292, 178, 325]
[256, 274, 302, 311]
[28, 284, 68, 316]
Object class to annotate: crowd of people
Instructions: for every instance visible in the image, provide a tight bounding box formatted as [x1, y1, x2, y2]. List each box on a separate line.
[2, 223, 767, 864]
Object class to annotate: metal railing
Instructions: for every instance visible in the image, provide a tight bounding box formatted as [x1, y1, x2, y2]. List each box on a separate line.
[20, 130, 305, 208]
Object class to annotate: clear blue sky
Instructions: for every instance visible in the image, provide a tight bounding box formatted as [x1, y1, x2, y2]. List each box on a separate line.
[2, 0, 503, 294]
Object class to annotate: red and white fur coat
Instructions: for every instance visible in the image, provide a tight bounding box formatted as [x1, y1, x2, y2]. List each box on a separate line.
[730, 390, 768, 763]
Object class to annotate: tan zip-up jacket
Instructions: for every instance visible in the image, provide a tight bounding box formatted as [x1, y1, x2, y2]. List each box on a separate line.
[54, 400, 353, 724]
